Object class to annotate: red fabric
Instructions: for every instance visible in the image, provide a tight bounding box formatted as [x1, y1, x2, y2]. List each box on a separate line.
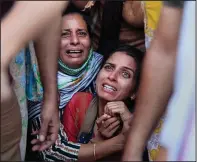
[63, 92, 93, 142]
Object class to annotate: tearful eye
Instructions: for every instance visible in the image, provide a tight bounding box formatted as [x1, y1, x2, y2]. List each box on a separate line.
[78, 31, 87, 37]
[122, 71, 131, 78]
[103, 64, 114, 71]
[62, 32, 70, 37]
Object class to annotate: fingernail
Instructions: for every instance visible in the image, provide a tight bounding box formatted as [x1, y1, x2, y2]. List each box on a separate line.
[39, 135, 45, 142]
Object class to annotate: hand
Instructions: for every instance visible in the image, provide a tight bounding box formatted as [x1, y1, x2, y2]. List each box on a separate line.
[96, 114, 121, 139]
[104, 101, 132, 122]
[121, 116, 133, 135]
[31, 99, 60, 151]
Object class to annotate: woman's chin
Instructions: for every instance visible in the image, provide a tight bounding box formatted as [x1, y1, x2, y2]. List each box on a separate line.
[98, 93, 116, 102]
[64, 61, 85, 69]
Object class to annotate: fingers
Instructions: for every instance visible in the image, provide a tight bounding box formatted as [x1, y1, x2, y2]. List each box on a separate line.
[104, 102, 125, 116]
[99, 119, 120, 133]
[103, 117, 119, 128]
[109, 125, 120, 135]
[39, 118, 50, 142]
[31, 139, 40, 145]
[39, 141, 53, 151]
[31, 134, 56, 152]
[31, 129, 39, 135]
[105, 120, 120, 132]
[99, 120, 121, 138]
[32, 145, 41, 151]
[96, 114, 111, 126]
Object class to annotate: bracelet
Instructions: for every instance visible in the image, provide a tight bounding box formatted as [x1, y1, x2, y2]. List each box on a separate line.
[93, 143, 96, 161]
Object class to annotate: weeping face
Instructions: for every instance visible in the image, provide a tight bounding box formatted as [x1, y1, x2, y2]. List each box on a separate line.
[60, 13, 91, 69]
[96, 52, 137, 101]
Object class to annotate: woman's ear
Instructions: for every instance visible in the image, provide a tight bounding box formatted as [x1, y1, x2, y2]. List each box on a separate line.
[130, 93, 136, 100]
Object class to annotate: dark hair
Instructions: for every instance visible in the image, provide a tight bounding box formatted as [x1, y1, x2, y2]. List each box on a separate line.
[97, 1, 123, 57]
[102, 44, 145, 113]
[62, 3, 92, 38]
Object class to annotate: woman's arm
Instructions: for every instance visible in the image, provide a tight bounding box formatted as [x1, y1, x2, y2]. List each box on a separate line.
[1, 1, 68, 68]
[79, 133, 125, 161]
[39, 124, 125, 161]
[34, 12, 62, 148]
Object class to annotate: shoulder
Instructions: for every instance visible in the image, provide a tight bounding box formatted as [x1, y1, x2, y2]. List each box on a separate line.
[92, 51, 103, 61]
[72, 92, 93, 103]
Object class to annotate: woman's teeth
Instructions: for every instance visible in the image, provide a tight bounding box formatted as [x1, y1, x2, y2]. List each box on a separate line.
[66, 50, 82, 54]
[103, 84, 117, 92]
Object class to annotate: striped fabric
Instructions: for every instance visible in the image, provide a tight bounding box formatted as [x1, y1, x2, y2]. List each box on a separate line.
[28, 52, 103, 120]
[28, 51, 103, 161]
[40, 124, 80, 161]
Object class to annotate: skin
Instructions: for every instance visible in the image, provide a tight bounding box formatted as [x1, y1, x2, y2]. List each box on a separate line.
[79, 51, 139, 160]
[95, 52, 137, 139]
[72, 1, 144, 27]
[60, 14, 91, 69]
[32, 13, 91, 151]
[122, 5, 183, 161]
[1, 1, 69, 151]
[96, 52, 137, 104]
[26, 12, 129, 161]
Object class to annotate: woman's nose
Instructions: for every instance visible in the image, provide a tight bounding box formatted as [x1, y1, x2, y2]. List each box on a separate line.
[108, 71, 118, 81]
[70, 34, 79, 45]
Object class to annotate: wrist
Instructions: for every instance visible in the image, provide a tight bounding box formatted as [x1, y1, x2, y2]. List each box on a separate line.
[123, 131, 144, 159]
[43, 88, 58, 101]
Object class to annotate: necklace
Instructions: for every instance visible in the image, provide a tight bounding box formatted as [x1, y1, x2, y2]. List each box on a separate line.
[58, 48, 93, 76]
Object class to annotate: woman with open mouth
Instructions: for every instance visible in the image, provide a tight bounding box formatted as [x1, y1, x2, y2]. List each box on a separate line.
[62, 44, 146, 161]
[26, 11, 103, 161]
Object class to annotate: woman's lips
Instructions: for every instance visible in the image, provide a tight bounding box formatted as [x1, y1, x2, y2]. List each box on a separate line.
[101, 84, 117, 95]
[65, 50, 83, 58]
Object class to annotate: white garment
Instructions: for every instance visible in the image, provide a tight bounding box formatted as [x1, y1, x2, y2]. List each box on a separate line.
[160, 1, 195, 161]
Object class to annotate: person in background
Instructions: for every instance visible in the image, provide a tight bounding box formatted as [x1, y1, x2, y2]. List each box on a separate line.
[71, 0, 145, 57]
[122, 1, 195, 161]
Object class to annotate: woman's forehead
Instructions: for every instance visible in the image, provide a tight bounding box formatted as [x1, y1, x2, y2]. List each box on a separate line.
[62, 14, 87, 29]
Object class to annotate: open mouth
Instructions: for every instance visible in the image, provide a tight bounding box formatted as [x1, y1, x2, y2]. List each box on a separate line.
[102, 84, 117, 92]
[65, 50, 83, 55]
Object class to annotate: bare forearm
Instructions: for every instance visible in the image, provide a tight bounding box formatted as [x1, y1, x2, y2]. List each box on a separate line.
[78, 134, 124, 161]
[122, 6, 183, 160]
[1, 1, 68, 68]
[35, 14, 62, 101]
[123, 46, 176, 159]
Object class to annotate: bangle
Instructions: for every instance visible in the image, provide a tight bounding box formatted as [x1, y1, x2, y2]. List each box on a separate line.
[93, 143, 96, 161]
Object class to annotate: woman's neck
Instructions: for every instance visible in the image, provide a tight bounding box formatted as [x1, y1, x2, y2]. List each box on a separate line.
[98, 98, 107, 117]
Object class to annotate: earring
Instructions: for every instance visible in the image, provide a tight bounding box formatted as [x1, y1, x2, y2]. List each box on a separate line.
[130, 94, 136, 100]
